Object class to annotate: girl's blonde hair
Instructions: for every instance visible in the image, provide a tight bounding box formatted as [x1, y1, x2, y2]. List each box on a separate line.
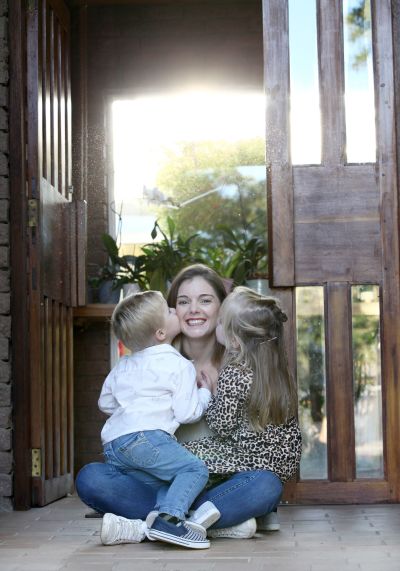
[221, 286, 297, 429]
[167, 264, 227, 368]
[111, 290, 166, 352]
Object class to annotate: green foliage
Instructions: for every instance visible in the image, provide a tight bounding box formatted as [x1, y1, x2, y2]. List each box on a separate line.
[153, 138, 267, 245]
[346, 0, 371, 70]
[89, 233, 144, 290]
[136, 217, 203, 294]
[200, 225, 267, 285]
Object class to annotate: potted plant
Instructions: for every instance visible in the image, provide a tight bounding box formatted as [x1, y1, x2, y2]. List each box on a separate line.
[89, 233, 144, 303]
[202, 225, 268, 289]
[137, 217, 202, 294]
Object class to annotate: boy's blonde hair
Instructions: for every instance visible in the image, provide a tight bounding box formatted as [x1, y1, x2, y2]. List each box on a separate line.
[111, 290, 166, 352]
[221, 286, 297, 429]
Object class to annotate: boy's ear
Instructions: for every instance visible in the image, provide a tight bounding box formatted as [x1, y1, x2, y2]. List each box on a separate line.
[155, 328, 166, 342]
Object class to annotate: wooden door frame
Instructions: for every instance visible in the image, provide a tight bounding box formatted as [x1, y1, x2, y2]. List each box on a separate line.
[9, 0, 32, 510]
[265, 0, 400, 502]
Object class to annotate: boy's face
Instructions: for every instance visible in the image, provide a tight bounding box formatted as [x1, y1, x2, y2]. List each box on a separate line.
[163, 302, 181, 343]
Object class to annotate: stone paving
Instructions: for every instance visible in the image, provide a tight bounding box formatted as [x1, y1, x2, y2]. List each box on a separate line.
[0, 496, 399, 570]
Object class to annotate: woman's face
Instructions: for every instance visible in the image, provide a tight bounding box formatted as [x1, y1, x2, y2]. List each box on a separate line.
[176, 277, 222, 340]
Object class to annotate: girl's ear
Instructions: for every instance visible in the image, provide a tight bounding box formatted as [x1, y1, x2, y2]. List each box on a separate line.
[155, 328, 166, 342]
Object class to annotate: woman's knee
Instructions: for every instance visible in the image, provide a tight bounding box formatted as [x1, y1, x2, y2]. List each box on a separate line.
[75, 462, 106, 501]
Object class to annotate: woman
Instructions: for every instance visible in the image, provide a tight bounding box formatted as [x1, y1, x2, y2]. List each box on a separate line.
[75, 264, 285, 542]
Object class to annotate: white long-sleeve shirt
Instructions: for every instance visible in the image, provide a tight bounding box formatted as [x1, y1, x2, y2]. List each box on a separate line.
[99, 344, 211, 445]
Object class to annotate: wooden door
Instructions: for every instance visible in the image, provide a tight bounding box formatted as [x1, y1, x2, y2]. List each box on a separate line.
[263, 0, 400, 503]
[11, 0, 85, 508]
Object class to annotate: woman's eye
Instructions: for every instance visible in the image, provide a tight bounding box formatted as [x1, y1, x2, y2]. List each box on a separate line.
[177, 300, 188, 305]
[201, 298, 212, 304]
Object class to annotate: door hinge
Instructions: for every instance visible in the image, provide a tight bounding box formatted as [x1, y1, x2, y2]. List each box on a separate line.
[31, 448, 41, 477]
[28, 199, 38, 228]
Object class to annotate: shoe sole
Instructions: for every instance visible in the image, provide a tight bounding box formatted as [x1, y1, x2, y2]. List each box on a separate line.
[195, 510, 221, 529]
[259, 524, 280, 531]
[188, 502, 221, 529]
[147, 528, 210, 549]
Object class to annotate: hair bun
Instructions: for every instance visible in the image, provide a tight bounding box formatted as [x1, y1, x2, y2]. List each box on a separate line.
[272, 304, 287, 323]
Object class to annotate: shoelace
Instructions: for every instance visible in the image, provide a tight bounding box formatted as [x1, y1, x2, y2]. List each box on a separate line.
[114, 517, 140, 541]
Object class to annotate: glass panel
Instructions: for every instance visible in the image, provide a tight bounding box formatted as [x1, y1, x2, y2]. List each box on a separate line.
[111, 92, 268, 294]
[289, 0, 321, 164]
[296, 287, 327, 479]
[343, 0, 376, 163]
[352, 285, 383, 478]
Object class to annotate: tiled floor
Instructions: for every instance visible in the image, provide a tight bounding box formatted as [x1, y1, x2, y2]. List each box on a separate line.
[0, 496, 399, 570]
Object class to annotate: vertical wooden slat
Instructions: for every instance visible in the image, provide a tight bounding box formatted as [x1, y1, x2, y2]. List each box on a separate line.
[45, 3, 52, 181]
[317, 0, 346, 166]
[44, 298, 54, 480]
[373, 0, 400, 501]
[51, 10, 59, 190]
[52, 301, 61, 477]
[38, 0, 43, 181]
[263, 0, 294, 286]
[71, 6, 88, 306]
[27, 1, 43, 481]
[326, 283, 355, 481]
[67, 307, 74, 474]
[69, 201, 77, 308]
[65, 27, 72, 194]
[58, 20, 65, 196]
[61, 305, 68, 474]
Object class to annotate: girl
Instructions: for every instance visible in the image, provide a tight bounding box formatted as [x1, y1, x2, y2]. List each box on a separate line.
[184, 286, 302, 537]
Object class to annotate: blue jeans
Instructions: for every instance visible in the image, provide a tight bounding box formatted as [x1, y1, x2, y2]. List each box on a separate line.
[103, 430, 209, 520]
[76, 461, 283, 528]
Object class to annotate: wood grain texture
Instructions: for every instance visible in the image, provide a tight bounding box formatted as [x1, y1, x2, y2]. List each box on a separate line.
[373, 0, 400, 501]
[326, 283, 355, 481]
[317, 0, 346, 165]
[293, 166, 381, 283]
[263, 0, 294, 286]
[283, 479, 390, 504]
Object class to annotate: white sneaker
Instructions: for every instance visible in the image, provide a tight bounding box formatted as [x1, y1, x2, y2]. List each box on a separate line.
[188, 501, 221, 529]
[100, 513, 146, 545]
[207, 517, 257, 539]
[257, 511, 280, 531]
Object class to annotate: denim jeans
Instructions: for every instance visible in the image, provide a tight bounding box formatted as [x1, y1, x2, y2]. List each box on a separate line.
[103, 430, 209, 520]
[76, 460, 283, 529]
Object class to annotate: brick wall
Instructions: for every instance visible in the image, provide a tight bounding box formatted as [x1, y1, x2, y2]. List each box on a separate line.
[74, 323, 110, 474]
[0, 0, 10, 511]
[73, 0, 263, 471]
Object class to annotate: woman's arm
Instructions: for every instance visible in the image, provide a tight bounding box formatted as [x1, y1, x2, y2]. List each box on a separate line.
[205, 364, 252, 437]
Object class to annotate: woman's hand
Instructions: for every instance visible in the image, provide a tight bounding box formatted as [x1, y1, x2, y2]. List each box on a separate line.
[197, 370, 217, 395]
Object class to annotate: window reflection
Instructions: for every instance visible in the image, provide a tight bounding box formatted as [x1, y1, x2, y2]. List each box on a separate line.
[351, 285, 383, 478]
[112, 92, 268, 290]
[343, 0, 376, 162]
[296, 287, 327, 479]
[289, 0, 321, 164]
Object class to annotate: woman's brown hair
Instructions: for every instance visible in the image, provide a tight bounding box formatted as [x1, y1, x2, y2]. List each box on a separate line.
[167, 264, 227, 368]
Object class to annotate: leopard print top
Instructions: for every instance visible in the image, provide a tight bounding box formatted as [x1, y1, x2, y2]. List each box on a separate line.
[183, 363, 302, 483]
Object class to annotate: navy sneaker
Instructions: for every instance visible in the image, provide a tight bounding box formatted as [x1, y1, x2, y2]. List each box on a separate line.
[147, 515, 210, 549]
